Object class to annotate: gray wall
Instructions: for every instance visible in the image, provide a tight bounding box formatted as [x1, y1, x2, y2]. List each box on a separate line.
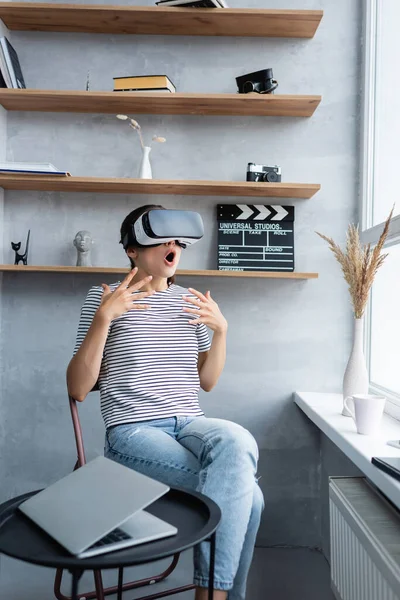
[0, 0, 362, 547]
[0, 107, 5, 496]
[0, 17, 7, 493]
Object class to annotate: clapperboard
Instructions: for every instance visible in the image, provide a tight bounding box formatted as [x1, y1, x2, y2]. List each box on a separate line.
[217, 204, 295, 272]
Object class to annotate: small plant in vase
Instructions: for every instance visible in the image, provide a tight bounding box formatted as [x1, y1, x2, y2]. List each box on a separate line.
[316, 207, 394, 416]
[116, 114, 166, 179]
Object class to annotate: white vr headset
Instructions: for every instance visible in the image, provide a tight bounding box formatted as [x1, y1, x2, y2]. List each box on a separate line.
[121, 209, 204, 250]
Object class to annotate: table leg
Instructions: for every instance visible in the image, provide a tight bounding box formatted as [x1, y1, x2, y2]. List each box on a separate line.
[208, 532, 216, 600]
[70, 569, 83, 600]
[117, 566, 124, 600]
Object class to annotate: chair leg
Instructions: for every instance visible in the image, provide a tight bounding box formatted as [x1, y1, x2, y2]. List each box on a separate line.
[54, 568, 90, 600]
[94, 570, 105, 600]
[53, 553, 194, 600]
[54, 568, 65, 600]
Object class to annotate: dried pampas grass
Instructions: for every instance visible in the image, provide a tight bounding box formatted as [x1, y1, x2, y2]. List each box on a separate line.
[316, 207, 394, 319]
[116, 115, 166, 150]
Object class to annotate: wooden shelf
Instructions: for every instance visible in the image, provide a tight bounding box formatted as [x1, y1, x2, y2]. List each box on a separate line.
[0, 175, 321, 198]
[0, 6, 322, 284]
[0, 3, 323, 38]
[0, 90, 321, 117]
[0, 265, 318, 279]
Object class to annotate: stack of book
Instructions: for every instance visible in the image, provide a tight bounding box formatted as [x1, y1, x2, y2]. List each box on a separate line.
[156, 0, 228, 7]
[0, 162, 71, 176]
[113, 75, 176, 93]
[0, 37, 26, 89]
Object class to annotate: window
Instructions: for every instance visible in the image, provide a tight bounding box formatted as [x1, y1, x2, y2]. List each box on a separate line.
[369, 244, 400, 395]
[362, 0, 400, 418]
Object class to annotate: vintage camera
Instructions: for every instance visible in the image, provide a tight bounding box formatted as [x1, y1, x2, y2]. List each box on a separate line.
[246, 163, 282, 183]
[236, 68, 278, 94]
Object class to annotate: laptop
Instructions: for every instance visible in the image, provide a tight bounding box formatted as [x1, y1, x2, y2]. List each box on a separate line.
[18, 456, 177, 558]
[371, 456, 400, 483]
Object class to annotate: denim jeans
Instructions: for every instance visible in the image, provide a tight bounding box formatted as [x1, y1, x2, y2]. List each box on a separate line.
[104, 416, 264, 600]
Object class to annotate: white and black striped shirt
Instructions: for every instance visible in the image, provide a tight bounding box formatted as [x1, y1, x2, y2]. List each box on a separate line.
[73, 283, 211, 429]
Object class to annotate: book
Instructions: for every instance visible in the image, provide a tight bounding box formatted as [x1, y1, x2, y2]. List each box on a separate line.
[0, 43, 12, 88]
[0, 162, 71, 176]
[156, 0, 227, 7]
[0, 67, 7, 89]
[113, 75, 176, 93]
[114, 87, 174, 93]
[0, 37, 26, 89]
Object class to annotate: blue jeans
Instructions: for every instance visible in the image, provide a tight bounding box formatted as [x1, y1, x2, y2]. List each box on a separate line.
[104, 416, 264, 600]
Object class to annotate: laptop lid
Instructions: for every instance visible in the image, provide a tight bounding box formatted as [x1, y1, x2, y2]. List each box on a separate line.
[371, 456, 400, 482]
[19, 456, 170, 555]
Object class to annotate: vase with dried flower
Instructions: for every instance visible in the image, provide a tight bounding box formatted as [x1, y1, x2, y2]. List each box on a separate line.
[317, 208, 393, 416]
[116, 114, 166, 179]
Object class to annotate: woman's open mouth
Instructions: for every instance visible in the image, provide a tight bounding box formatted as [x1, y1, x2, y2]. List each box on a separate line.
[164, 249, 177, 267]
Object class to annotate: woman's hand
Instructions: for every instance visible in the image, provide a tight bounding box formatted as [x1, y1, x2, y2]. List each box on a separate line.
[97, 268, 154, 322]
[182, 288, 228, 334]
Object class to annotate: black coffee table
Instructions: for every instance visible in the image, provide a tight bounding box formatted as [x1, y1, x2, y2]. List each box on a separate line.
[0, 487, 221, 600]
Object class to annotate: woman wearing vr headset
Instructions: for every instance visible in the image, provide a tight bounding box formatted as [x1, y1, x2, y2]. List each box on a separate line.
[67, 204, 264, 600]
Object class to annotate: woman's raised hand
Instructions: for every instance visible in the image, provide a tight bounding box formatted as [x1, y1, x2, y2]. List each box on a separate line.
[97, 268, 154, 322]
[182, 288, 228, 334]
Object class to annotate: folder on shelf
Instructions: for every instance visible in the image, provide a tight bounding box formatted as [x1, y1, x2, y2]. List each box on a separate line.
[0, 162, 71, 176]
[0, 67, 8, 89]
[0, 37, 26, 89]
[0, 41, 12, 88]
[113, 75, 176, 93]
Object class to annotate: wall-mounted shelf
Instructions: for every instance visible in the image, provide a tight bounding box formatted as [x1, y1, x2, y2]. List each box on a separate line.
[0, 265, 318, 279]
[0, 175, 321, 198]
[0, 90, 322, 117]
[0, 3, 323, 38]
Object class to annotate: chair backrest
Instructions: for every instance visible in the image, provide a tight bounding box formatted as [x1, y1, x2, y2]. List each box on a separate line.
[69, 395, 87, 468]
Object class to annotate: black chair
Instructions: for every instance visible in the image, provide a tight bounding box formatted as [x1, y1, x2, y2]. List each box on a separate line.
[53, 395, 199, 600]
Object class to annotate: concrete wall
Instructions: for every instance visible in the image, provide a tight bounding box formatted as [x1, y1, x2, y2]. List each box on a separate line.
[0, 107, 5, 492]
[0, 17, 8, 494]
[0, 0, 362, 547]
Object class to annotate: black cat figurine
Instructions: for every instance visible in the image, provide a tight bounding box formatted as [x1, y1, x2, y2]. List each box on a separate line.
[11, 229, 30, 265]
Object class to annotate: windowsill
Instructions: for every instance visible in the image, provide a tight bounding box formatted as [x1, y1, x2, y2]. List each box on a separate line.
[294, 391, 400, 511]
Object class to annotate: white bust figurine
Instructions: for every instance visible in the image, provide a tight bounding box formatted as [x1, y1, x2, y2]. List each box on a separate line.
[73, 230, 94, 267]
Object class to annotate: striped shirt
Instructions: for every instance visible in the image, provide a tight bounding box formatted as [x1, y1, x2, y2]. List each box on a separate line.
[73, 283, 211, 429]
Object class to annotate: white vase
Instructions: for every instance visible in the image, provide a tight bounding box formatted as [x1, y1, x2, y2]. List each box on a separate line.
[137, 146, 152, 179]
[342, 317, 369, 416]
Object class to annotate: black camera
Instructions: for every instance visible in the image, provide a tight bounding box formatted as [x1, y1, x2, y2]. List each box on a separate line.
[236, 68, 278, 94]
[246, 163, 282, 183]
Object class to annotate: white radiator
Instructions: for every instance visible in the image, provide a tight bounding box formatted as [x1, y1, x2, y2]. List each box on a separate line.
[329, 477, 400, 600]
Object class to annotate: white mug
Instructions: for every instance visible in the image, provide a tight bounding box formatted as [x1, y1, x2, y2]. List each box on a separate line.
[343, 394, 386, 436]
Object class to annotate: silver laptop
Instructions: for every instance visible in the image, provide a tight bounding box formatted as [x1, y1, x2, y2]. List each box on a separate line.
[19, 456, 177, 558]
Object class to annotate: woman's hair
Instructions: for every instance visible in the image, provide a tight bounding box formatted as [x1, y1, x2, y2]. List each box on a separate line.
[120, 204, 175, 286]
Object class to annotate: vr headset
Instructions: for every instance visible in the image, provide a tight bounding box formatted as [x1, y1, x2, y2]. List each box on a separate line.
[121, 209, 204, 250]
